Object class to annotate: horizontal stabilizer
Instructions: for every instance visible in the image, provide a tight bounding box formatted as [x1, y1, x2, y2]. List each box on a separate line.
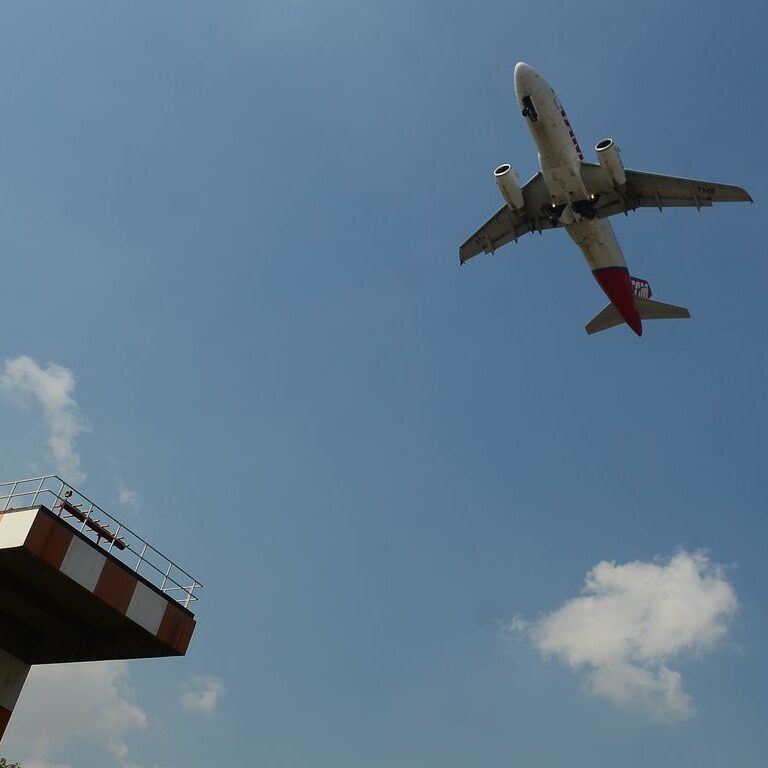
[585, 303, 624, 335]
[634, 297, 691, 321]
[586, 297, 691, 335]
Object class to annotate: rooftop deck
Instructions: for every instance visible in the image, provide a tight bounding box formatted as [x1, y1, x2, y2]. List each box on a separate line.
[0, 476, 201, 608]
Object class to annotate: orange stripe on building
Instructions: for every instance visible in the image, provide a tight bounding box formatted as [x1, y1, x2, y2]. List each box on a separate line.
[94, 559, 138, 614]
[157, 603, 196, 655]
[24, 514, 73, 569]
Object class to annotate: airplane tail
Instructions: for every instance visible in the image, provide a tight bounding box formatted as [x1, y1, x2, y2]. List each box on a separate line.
[586, 297, 691, 335]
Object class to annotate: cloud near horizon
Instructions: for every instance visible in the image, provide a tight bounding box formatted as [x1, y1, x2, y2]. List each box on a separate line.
[514, 550, 737, 721]
[0, 356, 90, 485]
[5, 661, 146, 766]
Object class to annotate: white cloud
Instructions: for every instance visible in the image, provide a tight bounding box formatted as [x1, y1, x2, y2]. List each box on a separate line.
[117, 479, 141, 514]
[179, 676, 225, 716]
[516, 550, 737, 721]
[4, 661, 146, 765]
[0, 356, 90, 485]
[108, 459, 142, 517]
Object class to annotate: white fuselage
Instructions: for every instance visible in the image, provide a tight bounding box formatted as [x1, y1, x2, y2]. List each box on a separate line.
[513, 63, 628, 273]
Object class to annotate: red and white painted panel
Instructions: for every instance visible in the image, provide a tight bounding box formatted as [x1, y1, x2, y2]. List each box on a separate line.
[0, 507, 195, 654]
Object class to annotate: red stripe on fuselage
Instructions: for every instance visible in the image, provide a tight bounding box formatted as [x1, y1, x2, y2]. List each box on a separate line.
[560, 108, 584, 160]
[592, 267, 642, 336]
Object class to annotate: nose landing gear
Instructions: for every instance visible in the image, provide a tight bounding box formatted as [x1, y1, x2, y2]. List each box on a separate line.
[521, 95, 539, 122]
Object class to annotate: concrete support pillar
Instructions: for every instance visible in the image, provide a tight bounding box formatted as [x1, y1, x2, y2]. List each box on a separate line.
[0, 648, 30, 741]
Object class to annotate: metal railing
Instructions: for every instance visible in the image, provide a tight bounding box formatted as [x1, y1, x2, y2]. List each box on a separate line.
[0, 475, 201, 608]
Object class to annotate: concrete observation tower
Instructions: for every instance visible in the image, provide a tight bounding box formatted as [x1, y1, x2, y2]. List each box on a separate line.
[0, 475, 202, 742]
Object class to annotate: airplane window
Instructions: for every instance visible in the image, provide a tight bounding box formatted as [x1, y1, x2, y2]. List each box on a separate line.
[521, 95, 538, 122]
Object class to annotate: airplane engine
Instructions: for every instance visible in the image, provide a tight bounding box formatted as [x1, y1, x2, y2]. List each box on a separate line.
[595, 138, 626, 188]
[494, 164, 525, 210]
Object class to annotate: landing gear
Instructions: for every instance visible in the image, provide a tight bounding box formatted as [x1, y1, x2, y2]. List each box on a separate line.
[545, 203, 566, 224]
[544, 198, 599, 226]
[521, 95, 539, 122]
[571, 198, 598, 219]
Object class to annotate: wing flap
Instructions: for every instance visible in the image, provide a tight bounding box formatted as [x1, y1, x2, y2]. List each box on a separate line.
[580, 162, 752, 218]
[459, 206, 528, 264]
[626, 169, 752, 206]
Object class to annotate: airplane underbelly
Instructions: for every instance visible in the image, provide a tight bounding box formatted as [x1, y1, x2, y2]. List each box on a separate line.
[541, 161, 587, 204]
[565, 218, 627, 271]
[538, 134, 587, 204]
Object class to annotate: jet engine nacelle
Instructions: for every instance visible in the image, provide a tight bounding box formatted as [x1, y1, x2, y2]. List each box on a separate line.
[494, 164, 524, 210]
[595, 138, 626, 188]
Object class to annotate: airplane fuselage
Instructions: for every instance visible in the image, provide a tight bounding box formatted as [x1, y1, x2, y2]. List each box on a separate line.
[513, 63, 642, 334]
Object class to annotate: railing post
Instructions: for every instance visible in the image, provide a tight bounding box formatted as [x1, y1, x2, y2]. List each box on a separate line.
[107, 524, 121, 554]
[160, 562, 173, 591]
[135, 542, 148, 573]
[55, 479, 66, 516]
[81, 505, 94, 534]
[31, 477, 45, 507]
[30, 476, 47, 508]
[3, 482, 18, 511]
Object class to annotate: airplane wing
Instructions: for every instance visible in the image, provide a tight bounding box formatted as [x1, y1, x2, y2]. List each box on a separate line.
[459, 172, 560, 264]
[580, 162, 752, 219]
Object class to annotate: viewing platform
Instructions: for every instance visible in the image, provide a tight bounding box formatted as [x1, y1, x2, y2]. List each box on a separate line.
[0, 475, 202, 740]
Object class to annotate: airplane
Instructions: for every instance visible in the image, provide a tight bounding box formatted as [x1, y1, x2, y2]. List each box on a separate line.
[459, 62, 753, 336]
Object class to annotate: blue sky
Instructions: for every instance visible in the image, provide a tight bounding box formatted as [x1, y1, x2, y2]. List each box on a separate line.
[0, 1, 766, 765]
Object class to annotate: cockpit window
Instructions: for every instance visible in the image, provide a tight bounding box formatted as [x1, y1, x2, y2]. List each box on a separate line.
[521, 95, 538, 122]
